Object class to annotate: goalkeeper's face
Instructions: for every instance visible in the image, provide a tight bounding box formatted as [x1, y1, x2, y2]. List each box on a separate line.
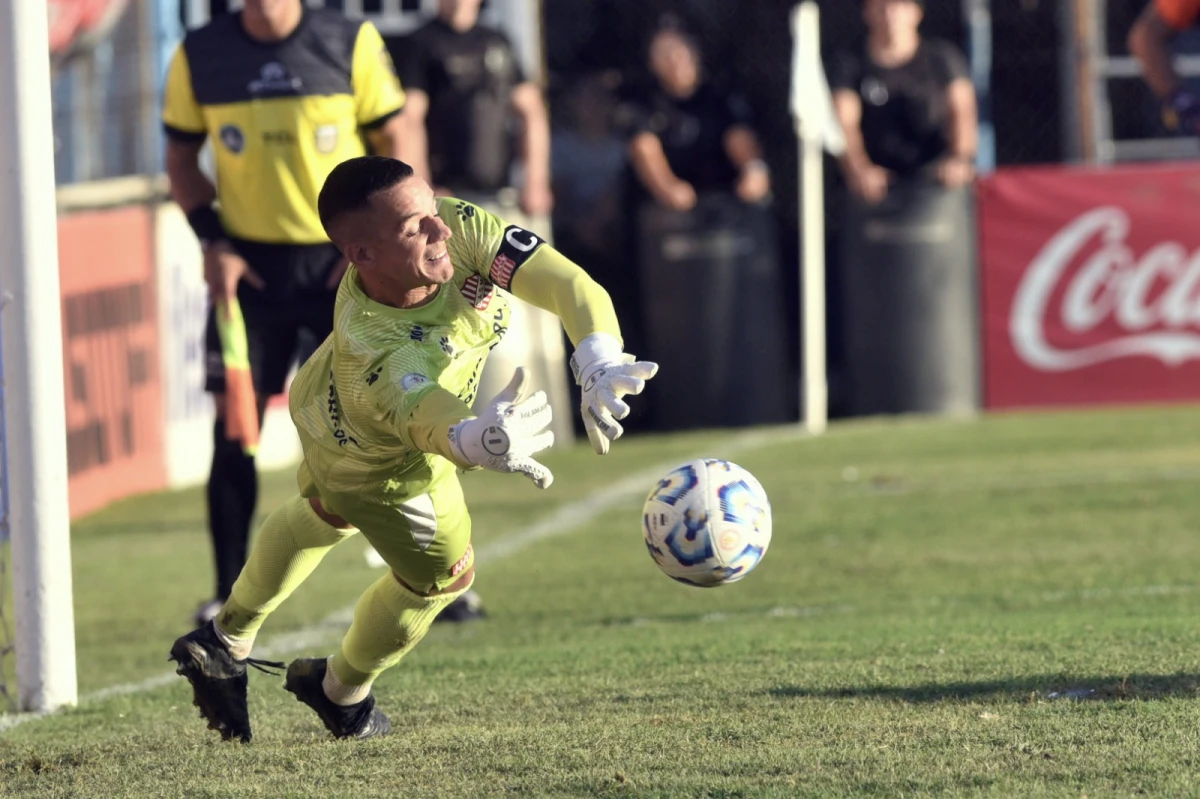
[360, 177, 454, 290]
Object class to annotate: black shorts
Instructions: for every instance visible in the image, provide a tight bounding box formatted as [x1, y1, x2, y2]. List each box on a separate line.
[204, 238, 342, 397]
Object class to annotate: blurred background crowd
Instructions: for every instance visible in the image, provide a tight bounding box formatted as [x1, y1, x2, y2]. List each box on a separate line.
[39, 0, 1200, 522]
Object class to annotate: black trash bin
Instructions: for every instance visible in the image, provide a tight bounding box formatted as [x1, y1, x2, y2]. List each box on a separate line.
[841, 179, 980, 416]
[636, 193, 791, 431]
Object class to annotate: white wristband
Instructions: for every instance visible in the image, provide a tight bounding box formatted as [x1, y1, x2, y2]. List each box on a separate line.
[569, 332, 623, 383]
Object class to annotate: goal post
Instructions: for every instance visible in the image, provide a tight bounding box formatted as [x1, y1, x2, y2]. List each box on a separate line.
[790, 1, 844, 436]
[0, 0, 79, 713]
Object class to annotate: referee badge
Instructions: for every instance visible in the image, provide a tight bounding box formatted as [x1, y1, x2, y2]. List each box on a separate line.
[315, 124, 339, 154]
[219, 124, 245, 154]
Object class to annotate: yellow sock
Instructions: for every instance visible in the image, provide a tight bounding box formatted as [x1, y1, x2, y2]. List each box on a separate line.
[326, 573, 472, 704]
[216, 495, 356, 649]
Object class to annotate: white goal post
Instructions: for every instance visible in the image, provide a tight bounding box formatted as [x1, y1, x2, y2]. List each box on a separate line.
[790, 1, 845, 436]
[0, 0, 79, 713]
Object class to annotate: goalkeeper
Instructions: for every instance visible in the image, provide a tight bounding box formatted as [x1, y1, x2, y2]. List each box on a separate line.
[169, 156, 657, 741]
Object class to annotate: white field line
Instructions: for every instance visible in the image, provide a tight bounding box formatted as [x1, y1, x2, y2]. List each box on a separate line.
[612, 583, 1200, 628]
[6, 432, 1199, 731]
[838, 466, 1200, 497]
[0, 426, 804, 732]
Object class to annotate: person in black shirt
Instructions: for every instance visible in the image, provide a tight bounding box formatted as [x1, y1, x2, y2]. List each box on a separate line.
[828, 0, 977, 204]
[628, 25, 770, 211]
[391, 0, 552, 216]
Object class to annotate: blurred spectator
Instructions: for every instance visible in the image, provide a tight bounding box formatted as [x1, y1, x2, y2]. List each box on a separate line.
[627, 23, 771, 211]
[1129, 0, 1200, 135]
[828, 0, 981, 419]
[390, 0, 552, 216]
[621, 20, 791, 432]
[551, 72, 626, 270]
[829, 0, 977, 202]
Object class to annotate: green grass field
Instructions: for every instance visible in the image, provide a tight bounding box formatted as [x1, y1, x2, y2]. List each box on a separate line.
[4, 406, 1200, 797]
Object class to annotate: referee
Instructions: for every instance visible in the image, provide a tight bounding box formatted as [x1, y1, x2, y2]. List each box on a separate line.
[162, 0, 406, 626]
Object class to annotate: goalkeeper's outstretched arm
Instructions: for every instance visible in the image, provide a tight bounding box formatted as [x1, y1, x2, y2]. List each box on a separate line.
[507, 248, 658, 455]
[393, 371, 556, 488]
[506, 246, 622, 348]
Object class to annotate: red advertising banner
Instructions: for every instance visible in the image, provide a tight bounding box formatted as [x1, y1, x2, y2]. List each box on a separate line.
[58, 206, 167, 518]
[978, 163, 1200, 409]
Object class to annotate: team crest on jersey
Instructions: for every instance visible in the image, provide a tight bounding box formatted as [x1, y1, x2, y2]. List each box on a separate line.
[489, 254, 517, 288]
[460, 274, 494, 310]
[314, 124, 338, 154]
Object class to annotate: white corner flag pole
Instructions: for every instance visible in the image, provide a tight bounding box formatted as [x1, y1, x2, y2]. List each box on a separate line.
[790, 1, 844, 436]
[0, 0, 79, 712]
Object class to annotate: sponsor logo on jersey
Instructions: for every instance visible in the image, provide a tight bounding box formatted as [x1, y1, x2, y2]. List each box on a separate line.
[314, 124, 338, 154]
[219, 124, 244, 154]
[862, 77, 889, 106]
[249, 61, 302, 95]
[451, 543, 473, 577]
[460, 274, 493, 310]
[484, 45, 509, 75]
[262, 130, 296, 146]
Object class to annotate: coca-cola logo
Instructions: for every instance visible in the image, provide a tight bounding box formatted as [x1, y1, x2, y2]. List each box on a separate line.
[1011, 206, 1200, 371]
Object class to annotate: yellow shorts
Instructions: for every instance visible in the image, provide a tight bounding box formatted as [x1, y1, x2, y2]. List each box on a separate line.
[296, 455, 474, 593]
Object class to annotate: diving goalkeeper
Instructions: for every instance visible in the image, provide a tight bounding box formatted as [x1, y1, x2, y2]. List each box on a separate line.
[169, 156, 657, 741]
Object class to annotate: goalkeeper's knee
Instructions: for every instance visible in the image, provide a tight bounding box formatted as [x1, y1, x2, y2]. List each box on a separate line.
[326, 570, 474, 705]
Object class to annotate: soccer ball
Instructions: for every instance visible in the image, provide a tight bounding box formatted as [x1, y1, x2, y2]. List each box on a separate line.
[641, 458, 772, 587]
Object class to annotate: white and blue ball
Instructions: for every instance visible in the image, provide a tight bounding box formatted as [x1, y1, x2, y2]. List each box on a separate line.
[641, 458, 772, 587]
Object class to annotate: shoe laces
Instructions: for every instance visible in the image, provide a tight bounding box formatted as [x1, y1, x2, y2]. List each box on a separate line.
[244, 657, 285, 675]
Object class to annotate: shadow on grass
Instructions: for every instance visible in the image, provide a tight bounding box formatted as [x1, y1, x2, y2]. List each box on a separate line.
[769, 673, 1200, 703]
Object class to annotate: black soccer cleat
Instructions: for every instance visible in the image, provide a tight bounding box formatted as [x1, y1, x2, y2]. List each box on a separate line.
[168, 624, 283, 743]
[283, 658, 392, 740]
[433, 589, 486, 624]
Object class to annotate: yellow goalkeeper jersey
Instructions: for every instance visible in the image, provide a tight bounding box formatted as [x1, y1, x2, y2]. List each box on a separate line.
[289, 198, 621, 507]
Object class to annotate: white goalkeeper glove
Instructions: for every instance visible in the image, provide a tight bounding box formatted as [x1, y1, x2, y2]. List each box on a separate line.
[570, 333, 659, 455]
[449, 367, 555, 489]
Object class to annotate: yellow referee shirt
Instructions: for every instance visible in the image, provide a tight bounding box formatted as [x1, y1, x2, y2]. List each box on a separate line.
[162, 10, 405, 244]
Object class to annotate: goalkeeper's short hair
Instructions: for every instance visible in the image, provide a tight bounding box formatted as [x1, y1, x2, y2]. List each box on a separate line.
[318, 156, 415, 239]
